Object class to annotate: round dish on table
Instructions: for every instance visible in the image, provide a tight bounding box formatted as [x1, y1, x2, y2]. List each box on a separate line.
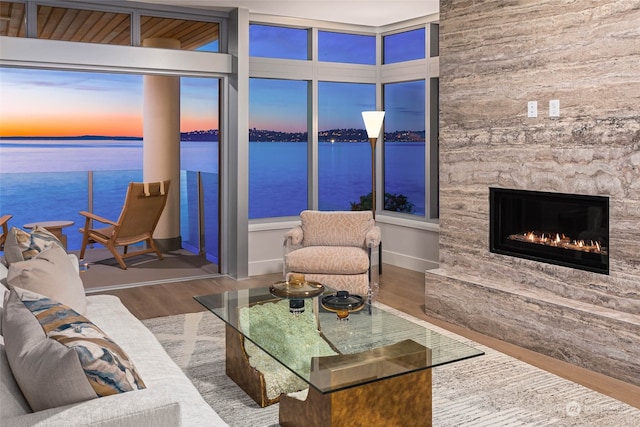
[321, 291, 365, 320]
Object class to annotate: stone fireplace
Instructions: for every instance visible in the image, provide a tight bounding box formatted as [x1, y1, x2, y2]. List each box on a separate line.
[489, 188, 609, 275]
[426, 1, 640, 387]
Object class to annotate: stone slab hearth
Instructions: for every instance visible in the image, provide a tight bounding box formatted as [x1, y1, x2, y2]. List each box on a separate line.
[425, 268, 640, 386]
[432, 1, 640, 387]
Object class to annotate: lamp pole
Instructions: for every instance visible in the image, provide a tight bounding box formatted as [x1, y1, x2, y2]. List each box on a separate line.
[369, 136, 377, 219]
[361, 111, 385, 220]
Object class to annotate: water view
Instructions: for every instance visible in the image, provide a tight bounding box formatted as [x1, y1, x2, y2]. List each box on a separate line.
[0, 139, 425, 256]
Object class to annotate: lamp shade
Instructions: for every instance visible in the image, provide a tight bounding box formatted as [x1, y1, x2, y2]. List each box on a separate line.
[361, 111, 385, 138]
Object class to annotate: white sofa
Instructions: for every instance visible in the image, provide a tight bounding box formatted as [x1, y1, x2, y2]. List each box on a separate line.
[1, 257, 227, 427]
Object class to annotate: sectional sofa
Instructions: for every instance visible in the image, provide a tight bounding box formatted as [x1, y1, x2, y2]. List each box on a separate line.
[1, 232, 227, 426]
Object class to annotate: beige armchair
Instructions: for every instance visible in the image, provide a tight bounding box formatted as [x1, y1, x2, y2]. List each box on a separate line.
[283, 210, 381, 300]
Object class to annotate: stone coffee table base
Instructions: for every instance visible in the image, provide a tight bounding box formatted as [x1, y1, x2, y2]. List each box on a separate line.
[225, 323, 433, 426]
[279, 368, 432, 427]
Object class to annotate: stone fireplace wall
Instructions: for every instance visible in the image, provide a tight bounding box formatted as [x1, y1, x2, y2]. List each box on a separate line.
[425, 0, 640, 386]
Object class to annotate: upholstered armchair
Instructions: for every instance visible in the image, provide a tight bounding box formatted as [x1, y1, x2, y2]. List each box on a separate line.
[283, 210, 381, 300]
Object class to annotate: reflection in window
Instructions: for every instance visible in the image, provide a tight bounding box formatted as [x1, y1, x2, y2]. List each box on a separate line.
[318, 31, 375, 64]
[318, 82, 375, 211]
[250, 24, 308, 60]
[383, 80, 426, 216]
[0, 2, 25, 37]
[249, 78, 308, 219]
[383, 28, 425, 64]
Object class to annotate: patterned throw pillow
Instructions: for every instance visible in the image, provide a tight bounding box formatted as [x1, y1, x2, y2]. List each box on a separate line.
[3, 226, 64, 265]
[2, 287, 146, 411]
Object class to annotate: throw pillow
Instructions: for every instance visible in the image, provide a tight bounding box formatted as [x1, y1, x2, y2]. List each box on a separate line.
[2, 287, 146, 412]
[3, 226, 64, 265]
[7, 245, 87, 315]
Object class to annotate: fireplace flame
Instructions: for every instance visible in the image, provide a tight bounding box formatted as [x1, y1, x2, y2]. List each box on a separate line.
[508, 231, 604, 254]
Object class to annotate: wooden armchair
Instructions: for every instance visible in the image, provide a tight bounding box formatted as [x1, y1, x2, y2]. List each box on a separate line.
[0, 214, 12, 251]
[79, 180, 170, 269]
[283, 210, 381, 300]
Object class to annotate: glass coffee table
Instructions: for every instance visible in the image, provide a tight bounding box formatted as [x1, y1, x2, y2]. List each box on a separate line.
[195, 286, 483, 426]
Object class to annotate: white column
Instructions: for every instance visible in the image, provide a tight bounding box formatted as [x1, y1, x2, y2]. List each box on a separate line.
[142, 38, 181, 250]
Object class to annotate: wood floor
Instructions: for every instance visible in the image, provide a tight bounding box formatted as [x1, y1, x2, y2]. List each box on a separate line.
[93, 264, 640, 410]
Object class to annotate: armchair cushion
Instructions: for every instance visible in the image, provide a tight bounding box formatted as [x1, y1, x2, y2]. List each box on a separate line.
[300, 210, 374, 247]
[285, 246, 370, 275]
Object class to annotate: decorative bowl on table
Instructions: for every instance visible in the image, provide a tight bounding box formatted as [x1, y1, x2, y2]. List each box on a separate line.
[321, 290, 365, 320]
[270, 274, 325, 314]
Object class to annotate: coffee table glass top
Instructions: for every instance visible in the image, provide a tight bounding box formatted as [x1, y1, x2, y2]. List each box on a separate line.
[195, 286, 484, 393]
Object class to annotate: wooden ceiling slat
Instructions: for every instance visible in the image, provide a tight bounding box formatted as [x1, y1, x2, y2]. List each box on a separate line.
[141, 16, 184, 38]
[81, 12, 113, 42]
[68, 10, 102, 41]
[87, 13, 130, 45]
[51, 8, 80, 40]
[181, 23, 219, 50]
[167, 21, 208, 39]
[61, 9, 92, 41]
[37, 6, 60, 39]
[0, 3, 12, 36]
[111, 27, 131, 45]
[97, 15, 130, 44]
[161, 21, 218, 50]
[0, 2, 25, 37]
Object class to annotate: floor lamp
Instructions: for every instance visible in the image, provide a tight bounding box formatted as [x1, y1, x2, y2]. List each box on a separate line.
[361, 111, 385, 219]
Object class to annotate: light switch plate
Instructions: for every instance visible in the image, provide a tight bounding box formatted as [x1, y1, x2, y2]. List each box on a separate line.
[527, 101, 537, 118]
[549, 99, 560, 117]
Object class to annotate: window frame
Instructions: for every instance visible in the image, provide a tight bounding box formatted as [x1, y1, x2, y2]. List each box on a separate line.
[249, 16, 439, 222]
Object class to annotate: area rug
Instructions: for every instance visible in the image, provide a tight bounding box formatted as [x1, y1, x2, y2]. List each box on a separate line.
[143, 305, 639, 426]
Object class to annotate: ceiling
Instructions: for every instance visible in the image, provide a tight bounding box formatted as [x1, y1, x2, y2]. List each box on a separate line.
[132, 0, 439, 27]
[0, 2, 219, 49]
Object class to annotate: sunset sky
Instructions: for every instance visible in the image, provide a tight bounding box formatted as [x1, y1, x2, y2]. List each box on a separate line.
[0, 26, 425, 138]
[0, 68, 219, 137]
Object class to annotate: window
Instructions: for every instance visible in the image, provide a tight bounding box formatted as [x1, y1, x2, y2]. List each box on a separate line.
[250, 24, 308, 60]
[383, 80, 426, 216]
[383, 28, 425, 64]
[180, 77, 220, 262]
[0, 68, 221, 256]
[318, 82, 376, 211]
[249, 78, 308, 219]
[248, 21, 438, 221]
[318, 31, 375, 64]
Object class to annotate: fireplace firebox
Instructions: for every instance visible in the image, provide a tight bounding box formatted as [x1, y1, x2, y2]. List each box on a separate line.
[490, 188, 609, 274]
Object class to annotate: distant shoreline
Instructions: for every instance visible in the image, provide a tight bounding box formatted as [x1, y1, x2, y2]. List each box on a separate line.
[0, 135, 142, 141]
[1, 127, 425, 143]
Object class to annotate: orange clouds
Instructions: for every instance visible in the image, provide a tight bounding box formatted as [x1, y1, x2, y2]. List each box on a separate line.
[0, 114, 143, 137]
